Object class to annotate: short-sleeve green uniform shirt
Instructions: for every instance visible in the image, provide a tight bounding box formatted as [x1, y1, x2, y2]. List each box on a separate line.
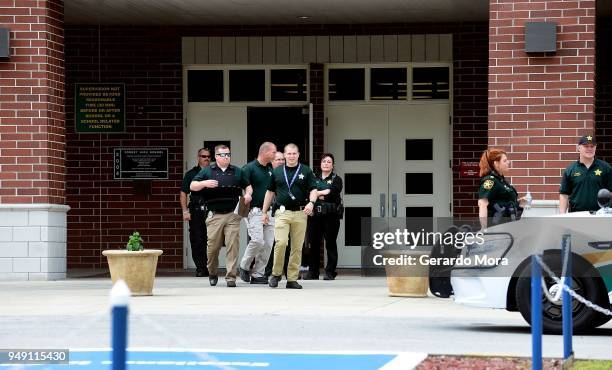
[268, 163, 317, 208]
[559, 158, 612, 212]
[242, 159, 273, 208]
[478, 171, 519, 217]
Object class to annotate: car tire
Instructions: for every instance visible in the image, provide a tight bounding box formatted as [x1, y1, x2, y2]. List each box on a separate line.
[515, 254, 608, 334]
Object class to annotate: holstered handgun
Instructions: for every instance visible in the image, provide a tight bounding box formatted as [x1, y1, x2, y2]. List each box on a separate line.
[189, 194, 208, 213]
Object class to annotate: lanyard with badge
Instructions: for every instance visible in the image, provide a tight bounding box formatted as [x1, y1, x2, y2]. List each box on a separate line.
[283, 164, 301, 200]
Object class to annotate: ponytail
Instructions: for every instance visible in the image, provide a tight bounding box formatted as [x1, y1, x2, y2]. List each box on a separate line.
[479, 148, 506, 177]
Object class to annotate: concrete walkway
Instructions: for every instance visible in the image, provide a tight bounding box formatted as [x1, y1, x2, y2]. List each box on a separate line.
[0, 275, 611, 360]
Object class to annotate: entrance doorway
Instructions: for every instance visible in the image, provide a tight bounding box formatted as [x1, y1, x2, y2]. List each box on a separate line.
[327, 103, 452, 267]
[183, 104, 310, 269]
[247, 107, 309, 161]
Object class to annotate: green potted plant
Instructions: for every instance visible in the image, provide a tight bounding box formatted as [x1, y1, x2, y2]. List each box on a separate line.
[102, 231, 163, 296]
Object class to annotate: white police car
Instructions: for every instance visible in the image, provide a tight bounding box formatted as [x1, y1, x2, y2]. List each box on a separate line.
[447, 191, 612, 334]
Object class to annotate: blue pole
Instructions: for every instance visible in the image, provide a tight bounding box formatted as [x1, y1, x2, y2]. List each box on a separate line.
[112, 306, 128, 370]
[110, 280, 130, 370]
[531, 255, 542, 370]
[562, 235, 573, 361]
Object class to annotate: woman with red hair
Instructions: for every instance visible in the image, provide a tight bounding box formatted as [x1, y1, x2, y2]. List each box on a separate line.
[478, 149, 525, 228]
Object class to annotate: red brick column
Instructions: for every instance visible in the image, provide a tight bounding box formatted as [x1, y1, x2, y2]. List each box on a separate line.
[0, 0, 65, 205]
[310, 63, 324, 167]
[488, 0, 596, 204]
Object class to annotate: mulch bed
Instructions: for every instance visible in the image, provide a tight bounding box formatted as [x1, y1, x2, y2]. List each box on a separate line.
[417, 355, 563, 370]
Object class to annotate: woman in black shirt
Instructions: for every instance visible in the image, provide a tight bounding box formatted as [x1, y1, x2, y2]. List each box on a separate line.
[306, 153, 343, 280]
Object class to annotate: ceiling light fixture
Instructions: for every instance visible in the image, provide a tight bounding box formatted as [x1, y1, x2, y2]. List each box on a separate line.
[297, 16, 310, 20]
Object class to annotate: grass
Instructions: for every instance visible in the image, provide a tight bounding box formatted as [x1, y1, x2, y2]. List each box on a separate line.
[571, 360, 612, 370]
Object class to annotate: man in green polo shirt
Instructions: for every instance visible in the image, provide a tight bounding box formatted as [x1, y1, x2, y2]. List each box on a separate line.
[190, 145, 251, 287]
[262, 143, 318, 289]
[238, 142, 277, 284]
[560, 135, 612, 213]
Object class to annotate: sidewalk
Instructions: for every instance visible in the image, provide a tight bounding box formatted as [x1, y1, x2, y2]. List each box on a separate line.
[0, 275, 610, 360]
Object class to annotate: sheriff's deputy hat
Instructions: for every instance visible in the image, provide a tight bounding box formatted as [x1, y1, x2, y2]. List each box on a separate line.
[578, 135, 596, 145]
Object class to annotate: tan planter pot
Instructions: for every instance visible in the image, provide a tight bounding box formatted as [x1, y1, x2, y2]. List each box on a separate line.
[102, 250, 163, 296]
[384, 250, 430, 297]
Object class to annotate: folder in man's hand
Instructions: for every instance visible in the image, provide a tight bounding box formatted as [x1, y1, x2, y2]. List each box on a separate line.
[234, 196, 250, 218]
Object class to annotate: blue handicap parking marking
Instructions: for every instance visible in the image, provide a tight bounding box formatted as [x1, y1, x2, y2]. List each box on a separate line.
[23, 350, 403, 370]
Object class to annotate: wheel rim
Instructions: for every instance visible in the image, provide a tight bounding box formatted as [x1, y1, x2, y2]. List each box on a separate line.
[541, 277, 584, 321]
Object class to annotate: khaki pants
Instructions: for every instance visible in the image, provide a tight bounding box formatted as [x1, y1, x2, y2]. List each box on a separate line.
[272, 210, 307, 281]
[206, 212, 241, 282]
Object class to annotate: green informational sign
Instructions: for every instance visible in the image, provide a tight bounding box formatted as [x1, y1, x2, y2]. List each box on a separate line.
[75, 83, 125, 132]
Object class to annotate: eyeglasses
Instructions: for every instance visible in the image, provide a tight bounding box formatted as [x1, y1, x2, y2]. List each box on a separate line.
[199, 155, 211, 158]
[216, 153, 231, 158]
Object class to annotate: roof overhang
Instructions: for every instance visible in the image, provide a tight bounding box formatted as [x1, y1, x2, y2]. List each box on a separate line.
[65, 0, 491, 25]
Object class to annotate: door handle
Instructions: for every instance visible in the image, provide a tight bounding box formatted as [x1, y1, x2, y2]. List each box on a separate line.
[392, 193, 397, 218]
[380, 193, 386, 218]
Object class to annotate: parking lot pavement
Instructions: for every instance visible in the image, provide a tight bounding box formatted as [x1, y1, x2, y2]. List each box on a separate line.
[0, 350, 428, 370]
[0, 276, 611, 362]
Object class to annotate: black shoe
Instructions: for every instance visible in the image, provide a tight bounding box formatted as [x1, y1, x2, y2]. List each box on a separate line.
[250, 276, 268, 284]
[269, 275, 280, 288]
[323, 273, 335, 281]
[209, 276, 218, 286]
[286, 281, 302, 289]
[304, 272, 319, 280]
[238, 267, 250, 282]
[227, 280, 236, 288]
[196, 268, 209, 277]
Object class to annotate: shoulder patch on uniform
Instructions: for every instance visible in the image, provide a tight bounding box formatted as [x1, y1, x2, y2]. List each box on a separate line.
[483, 179, 494, 190]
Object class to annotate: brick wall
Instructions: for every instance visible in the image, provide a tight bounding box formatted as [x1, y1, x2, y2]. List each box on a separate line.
[452, 25, 490, 216]
[489, 0, 596, 201]
[596, 19, 612, 163]
[65, 23, 489, 268]
[310, 63, 324, 164]
[65, 27, 184, 269]
[0, 0, 65, 205]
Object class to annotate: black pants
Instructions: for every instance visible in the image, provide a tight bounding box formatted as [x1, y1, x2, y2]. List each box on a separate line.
[188, 208, 208, 271]
[307, 214, 340, 277]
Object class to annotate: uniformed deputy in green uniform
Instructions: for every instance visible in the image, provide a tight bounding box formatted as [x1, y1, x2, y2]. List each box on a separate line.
[477, 148, 525, 229]
[238, 142, 277, 284]
[560, 135, 612, 213]
[262, 143, 318, 289]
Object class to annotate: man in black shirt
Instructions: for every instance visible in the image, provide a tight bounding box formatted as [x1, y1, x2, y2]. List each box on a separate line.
[191, 145, 251, 287]
[180, 147, 211, 277]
